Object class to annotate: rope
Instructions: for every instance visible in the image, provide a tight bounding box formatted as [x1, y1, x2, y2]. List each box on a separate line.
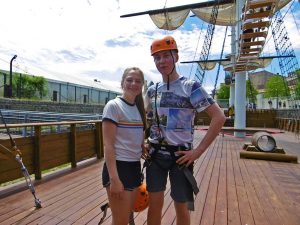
[212, 25, 228, 99]
[290, 0, 300, 35]
[264, 1, 294, 48]
[188, 20, 205, 79]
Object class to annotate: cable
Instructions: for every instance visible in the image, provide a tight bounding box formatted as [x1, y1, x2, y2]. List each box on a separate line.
[188, 19, 205, 79]
[290, 0, 300, 35]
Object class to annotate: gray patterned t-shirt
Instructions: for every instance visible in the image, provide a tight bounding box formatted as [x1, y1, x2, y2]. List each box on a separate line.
[144, 76, 214, 146]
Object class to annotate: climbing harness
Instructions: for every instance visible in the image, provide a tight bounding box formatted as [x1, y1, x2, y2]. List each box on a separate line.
[144, 82, 199, 210]
[0, 109, 42, 208]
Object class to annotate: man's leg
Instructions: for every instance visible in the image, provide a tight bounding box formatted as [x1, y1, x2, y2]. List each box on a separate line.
[147, 191, 164, 225]
[174, 201, 190, 225]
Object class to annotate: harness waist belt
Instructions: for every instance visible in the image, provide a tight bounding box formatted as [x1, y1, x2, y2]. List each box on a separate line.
[150, 143, 191, 152]
[149, 142, 199, 197]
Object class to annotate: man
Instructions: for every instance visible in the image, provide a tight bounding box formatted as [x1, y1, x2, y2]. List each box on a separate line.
[144, 36, 226, 225]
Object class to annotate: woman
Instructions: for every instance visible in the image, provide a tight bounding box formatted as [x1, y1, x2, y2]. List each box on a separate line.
[101, 67, 146, 225]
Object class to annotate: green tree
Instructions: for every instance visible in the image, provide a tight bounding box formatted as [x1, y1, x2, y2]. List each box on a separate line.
[246, 79, 258, 103]
[216, 83, 230, 99]
[12, 74, 48, 99]
[294, 80, 300, 100]
[264, 75, 289, 98]
[294, 69, 300, 100]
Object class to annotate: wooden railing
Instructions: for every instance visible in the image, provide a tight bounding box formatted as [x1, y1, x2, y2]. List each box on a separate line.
[277, 118, 300, 134]
[0, 120, 103, 184]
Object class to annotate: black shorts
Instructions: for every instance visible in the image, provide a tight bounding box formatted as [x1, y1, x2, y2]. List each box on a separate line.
[102, 160, 142, 191]
[146, 157, 194, 203]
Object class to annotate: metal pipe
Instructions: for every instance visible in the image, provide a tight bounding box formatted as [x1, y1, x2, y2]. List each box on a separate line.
[8, 55, 17, 98]
[120, 0, 234, 18]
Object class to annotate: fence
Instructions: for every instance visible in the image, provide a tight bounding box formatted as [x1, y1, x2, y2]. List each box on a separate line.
[0, 120, 103, 184]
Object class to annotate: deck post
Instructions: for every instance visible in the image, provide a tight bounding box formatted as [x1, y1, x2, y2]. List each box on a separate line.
[99, 122, 104, 158]
[70, 124, 77, 168]
[34, 126, 42, 180]
[95, 122, 102, 159]
[234, 71, 246, 138]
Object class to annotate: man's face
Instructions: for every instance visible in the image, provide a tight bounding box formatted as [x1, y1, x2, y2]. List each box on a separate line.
[153, 50, 178, 76]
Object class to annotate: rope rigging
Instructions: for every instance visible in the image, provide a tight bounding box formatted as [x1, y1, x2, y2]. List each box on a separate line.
[212, 25, 228, 99]
[188, 19, 205, 79]
[0, 110, 42, 208]
[194, 2, 219, 85]
[270, 8, 300, 97]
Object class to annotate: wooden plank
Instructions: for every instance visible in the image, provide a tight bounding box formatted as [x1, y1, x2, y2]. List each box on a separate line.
[242, 157, 285, 225]
[190, 136, 219, 224]
[70, 124, 77, 168]
[231, 139, 255, 225]
[200, 137, 222, 224]
[0, 120, 102, 129]
[243, 21, 270, 30]
[236, 147, 270, 224]
[95, 122, 102, 159]
[1, 131, 300, 225]
[241, 40, 265, 48]
[246, 0, 275, 11]
[262, 162, 300, 223]
[214, 136, 228, 225]
[34, 126, 42, 180]
[226, 137, 241, 225]
[241, 47, 261, 53]
[244, 11, 272, 20]
[241, 31, 268, 40]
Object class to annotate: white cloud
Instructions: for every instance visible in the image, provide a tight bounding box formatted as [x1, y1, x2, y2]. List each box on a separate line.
[0, 0, 299, 93]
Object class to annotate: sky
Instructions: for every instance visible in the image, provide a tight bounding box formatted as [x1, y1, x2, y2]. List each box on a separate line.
[0, 0, 299, 93]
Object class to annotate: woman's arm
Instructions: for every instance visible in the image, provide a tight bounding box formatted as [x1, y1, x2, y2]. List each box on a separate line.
[103, 120, 124, 197]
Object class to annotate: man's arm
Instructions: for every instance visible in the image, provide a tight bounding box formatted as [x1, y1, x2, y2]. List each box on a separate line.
[176, 103, 226, 166]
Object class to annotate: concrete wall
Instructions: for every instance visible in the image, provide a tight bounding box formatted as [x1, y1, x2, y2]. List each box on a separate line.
[0, 98, 105, 114]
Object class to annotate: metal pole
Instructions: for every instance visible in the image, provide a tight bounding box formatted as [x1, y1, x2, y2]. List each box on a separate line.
[8, 55, 17, 98]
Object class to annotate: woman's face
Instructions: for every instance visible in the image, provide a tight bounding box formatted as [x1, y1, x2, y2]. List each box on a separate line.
[122, 70, 144, 97]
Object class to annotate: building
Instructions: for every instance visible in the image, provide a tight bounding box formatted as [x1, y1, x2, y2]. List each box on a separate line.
[0, 70, 121, 104]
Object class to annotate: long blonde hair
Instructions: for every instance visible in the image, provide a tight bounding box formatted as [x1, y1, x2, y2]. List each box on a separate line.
[121, 67, 147, 130]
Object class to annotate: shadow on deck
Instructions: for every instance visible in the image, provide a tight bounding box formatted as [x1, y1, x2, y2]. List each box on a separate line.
[0, 130, 300, 225]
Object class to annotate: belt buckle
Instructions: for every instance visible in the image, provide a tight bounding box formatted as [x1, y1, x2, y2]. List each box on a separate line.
[160, 146, 167, 151]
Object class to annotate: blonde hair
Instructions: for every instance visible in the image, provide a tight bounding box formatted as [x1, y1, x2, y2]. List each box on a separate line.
[121, 67, 147, 130]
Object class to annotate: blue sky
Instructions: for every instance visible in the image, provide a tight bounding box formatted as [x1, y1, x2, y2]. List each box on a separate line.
[0, 0, 299, 93]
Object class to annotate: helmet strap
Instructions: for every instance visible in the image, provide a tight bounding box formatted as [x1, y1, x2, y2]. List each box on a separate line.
[166, 50, 176, 91]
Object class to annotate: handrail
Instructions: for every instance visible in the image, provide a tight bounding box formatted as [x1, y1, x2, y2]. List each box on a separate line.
[0, 120, 102, 129]
[0, 120, 104, 184]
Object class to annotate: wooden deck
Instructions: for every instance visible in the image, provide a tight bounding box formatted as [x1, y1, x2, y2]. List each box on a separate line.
[0, 130, 300, 225]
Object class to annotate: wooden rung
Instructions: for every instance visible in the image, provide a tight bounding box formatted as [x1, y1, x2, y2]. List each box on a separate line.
[235, 68, 247, 72]
[241, 31, 267, 39]
[241, 47, 261, 53]
[246, 0, 275, 11]
[243, 21, 270, 30]
[244, 11, 272, 20]
[240, 53, 258, 57]
[238, 56, 259, 60]
[241, 40, 265, 47]
[239, 53, 259, 57]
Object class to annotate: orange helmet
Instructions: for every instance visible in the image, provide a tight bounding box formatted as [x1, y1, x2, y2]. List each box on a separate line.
[132, 183, 149, 212]
[150, 36, 178, 56]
